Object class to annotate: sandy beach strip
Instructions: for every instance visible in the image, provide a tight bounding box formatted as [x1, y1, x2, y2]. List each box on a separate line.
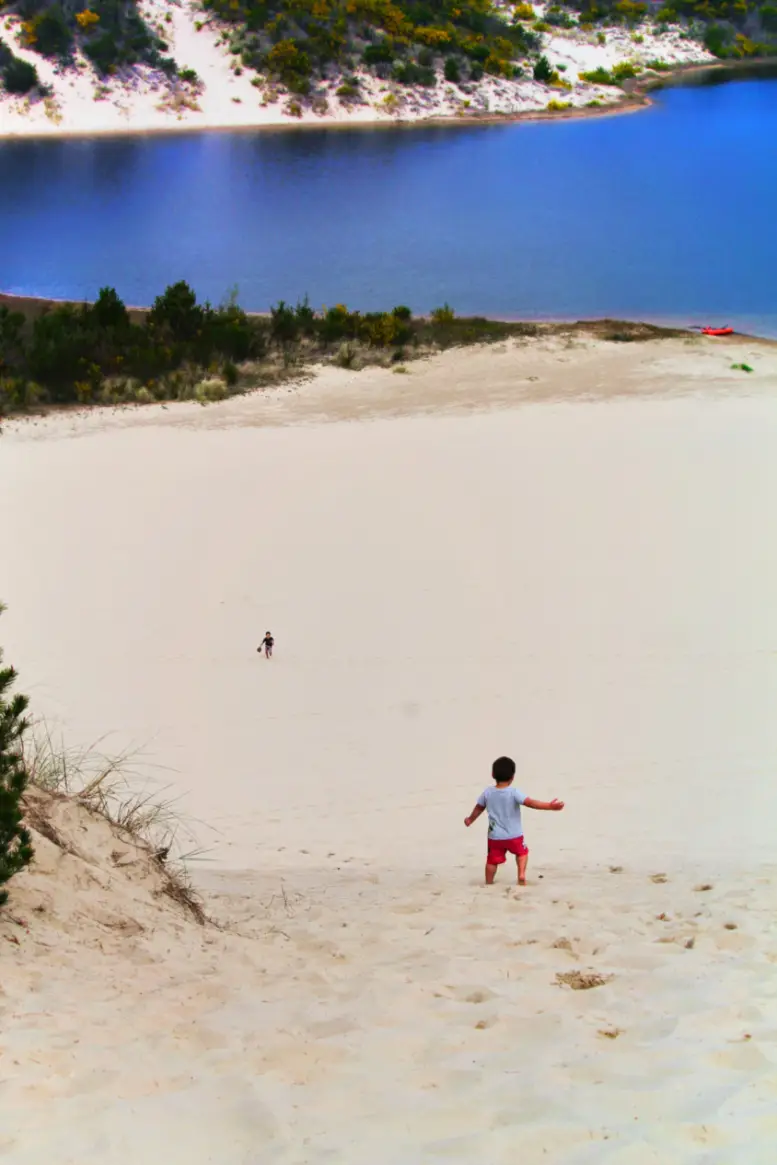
[2, 335, 776, 1162]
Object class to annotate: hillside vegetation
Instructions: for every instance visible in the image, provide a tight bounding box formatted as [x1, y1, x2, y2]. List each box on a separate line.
[1, 0, 775, 102]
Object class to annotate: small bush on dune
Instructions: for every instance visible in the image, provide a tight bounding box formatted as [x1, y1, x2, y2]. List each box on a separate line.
[580, 65, 616, 84]
[533, 54, 554, 82]
[431, 303, 456, 325]
[0, 607, 34, 909]
[3, 55, 40, 94]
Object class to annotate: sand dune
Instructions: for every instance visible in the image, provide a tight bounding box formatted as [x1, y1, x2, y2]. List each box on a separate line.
[2, 335, 777, 1162]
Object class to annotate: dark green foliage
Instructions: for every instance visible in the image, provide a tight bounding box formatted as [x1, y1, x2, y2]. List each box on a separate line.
[533, 53, 554, 82]
[2, 55, 40, 94]
[580, 64, 616, 83]
[7, 0, 165, 74]
[0, 610, 34, 910]
[148, 281, 204, 342]
[545, 5, 577, 26]
[0, 285, 681, 416]
[199, 0, 546, 88]
[444, 55, 461, 82]
[394, 60, 436, 85]
[704, 23, 731, 55]
[32, 5, 74, 58]
[362, 41, 395, 65]
[571, 0, 777, 52]
[93, 286, 129, 330]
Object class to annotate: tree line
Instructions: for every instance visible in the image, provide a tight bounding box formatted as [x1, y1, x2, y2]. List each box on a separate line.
[0, 282, 533, 414]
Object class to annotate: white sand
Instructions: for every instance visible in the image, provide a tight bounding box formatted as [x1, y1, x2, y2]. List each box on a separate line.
[2, 335, 777, 1161]
[0, 3, 713, 137]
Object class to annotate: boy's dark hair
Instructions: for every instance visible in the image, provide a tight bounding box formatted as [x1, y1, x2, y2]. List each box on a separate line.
[492, 756, 516, 783]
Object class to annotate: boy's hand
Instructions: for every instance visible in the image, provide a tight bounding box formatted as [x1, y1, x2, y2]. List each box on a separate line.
[464, 816, 473, 827]
[549, 799, 564, 811]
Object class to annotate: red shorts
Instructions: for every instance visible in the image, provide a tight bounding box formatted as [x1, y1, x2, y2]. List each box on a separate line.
[487, 835, 529, 865]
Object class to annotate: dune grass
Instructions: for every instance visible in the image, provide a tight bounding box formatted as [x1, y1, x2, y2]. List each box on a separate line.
[22, 724, 207, 923]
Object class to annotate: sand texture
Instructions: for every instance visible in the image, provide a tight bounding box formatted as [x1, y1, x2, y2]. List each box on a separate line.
[2, 334, 777, 1162]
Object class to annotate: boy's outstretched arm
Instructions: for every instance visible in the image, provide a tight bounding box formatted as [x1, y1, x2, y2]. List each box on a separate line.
[464, 804, 485, 827]
[524, 797, 564, 811]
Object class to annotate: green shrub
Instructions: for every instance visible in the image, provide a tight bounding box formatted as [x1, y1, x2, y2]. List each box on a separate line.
[611, 60, 640, 80]
[32, 5, 74, 59]
[580, 65, 616, 84]
[645, 58, 671, 70]
[84, 32, 124, 73]
[363, 41, 394, 65]
[431, 303, 455, 324]
[270, 300, 300, 345]
[545, 6, 577, 27]
[2, 56, 39, 95]
[394, 61, 436, 85]
[148, 281, 203, 342]
[0, 609, 34, 909]
[533, 54, 555, 82]
[704, 24, 730, 57]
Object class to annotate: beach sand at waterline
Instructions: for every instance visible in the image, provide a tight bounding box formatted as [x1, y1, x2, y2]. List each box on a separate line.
[2, 334, 777, 1163]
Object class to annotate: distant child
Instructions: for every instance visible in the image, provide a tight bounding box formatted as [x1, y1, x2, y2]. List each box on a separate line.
[464, 756, 564, 885]
[258, 631, 274, 659]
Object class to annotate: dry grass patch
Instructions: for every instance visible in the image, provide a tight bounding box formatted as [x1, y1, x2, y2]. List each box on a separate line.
[21, 724, 207, 924]
[556, 970, 612, 990]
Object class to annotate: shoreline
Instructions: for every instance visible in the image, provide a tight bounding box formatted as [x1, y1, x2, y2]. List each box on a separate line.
[0, 59, 772, 145]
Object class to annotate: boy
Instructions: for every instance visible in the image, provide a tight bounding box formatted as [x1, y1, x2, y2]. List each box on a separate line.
[258, 631, 274, 659]
[464, 756, 564, 885]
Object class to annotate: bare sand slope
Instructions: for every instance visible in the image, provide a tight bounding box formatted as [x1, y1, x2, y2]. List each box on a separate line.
[2, 335, 777, 1162]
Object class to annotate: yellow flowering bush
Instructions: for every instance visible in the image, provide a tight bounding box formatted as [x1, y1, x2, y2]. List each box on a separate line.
[75, 8, 100, 29]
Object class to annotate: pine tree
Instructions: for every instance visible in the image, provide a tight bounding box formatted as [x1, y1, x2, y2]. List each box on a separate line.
[0, 605, 34, 908]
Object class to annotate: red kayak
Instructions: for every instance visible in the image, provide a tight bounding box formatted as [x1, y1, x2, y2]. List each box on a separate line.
[701, 326, 734, 336]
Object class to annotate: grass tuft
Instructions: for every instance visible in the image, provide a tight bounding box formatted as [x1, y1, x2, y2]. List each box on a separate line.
[22, 723, 207, 924]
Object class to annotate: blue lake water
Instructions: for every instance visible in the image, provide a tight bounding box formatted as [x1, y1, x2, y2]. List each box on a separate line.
[1, 71, 776, 333]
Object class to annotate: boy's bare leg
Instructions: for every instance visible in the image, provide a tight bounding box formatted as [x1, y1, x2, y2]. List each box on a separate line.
[517, 854, 528, 885]
[485, 863, 498, 885]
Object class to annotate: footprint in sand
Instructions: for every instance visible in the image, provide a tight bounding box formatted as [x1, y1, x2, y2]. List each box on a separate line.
[445, 986, 498, 1005]
[551, 938, 576, 955]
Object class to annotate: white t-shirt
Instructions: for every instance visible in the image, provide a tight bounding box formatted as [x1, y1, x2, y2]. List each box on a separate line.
[477, 785, 527, 840]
